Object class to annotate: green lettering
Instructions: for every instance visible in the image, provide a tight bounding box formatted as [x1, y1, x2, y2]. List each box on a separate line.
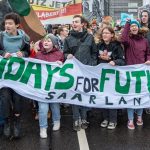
[100, 69, 115, 92]
[45, 65, 60, 91]
[146, 70, 150, 92]
[131, 71, 146, 93]
[4, 57, 25, 81]
[115, 71, 130, 94]
[20, 62, 41, 88]
[0, 58, 8, 79]
[55, 64, 74, 89]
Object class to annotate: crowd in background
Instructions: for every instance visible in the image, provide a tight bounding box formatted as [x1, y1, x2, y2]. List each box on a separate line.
[0, 9, 150, 139]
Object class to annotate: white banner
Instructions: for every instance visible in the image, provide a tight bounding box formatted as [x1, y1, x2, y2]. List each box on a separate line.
[0, 57, 150, 109]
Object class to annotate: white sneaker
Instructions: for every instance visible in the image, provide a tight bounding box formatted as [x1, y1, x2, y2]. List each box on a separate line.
[40, 128, 47, 138]
[100, 120, 108, 128]
[53, 121, 60, 131]
[107, 122, 117, 130]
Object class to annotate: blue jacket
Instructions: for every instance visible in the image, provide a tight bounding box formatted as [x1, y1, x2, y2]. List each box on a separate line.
[0, 29, 30, 57]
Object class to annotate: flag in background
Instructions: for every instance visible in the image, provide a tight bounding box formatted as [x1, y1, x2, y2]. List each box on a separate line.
[8, 0, 46, 42]
[121, 13, 134, 26]
[8, 0, 30, 16]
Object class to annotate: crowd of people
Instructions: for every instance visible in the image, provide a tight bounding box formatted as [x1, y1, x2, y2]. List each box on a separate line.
[0, 10, 150, 139]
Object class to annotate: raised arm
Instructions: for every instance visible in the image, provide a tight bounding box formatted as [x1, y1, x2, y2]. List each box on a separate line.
[121, 21, 131, 46]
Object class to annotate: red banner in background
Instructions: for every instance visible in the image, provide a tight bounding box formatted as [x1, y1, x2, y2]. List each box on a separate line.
[29, 0, 82, 24]
[36, 3, 82, 20]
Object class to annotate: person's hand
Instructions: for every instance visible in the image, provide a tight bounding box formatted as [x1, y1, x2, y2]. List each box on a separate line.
[30, 41, 35, 49]
[103, 50, 108, 56]
[16, 51, 23, 57]
[109, 61, 115, 66]
[126, 18, 131, 22]
[56, 61, 63, 65]
[136, 18, 140, 22]
[34, 40, 41, 52]
[67, 54, 73, 59]
[145, 60, 150, 65]
[4, 52, 11, 58]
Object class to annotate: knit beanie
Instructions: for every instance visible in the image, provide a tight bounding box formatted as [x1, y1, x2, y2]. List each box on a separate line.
[44, 33, 58, 47]
[130, 19, 141, 28]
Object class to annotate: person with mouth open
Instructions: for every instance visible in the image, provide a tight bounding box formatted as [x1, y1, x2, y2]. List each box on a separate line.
[121, 19, 150, 130]
[64, 15, 98, 132]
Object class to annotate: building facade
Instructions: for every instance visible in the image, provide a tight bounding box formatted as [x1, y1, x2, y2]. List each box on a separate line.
[143, 0, 150, 5]
[0, 0, 12, 30]
[82, 0, 110, 23]
[109, 0, 143, 20]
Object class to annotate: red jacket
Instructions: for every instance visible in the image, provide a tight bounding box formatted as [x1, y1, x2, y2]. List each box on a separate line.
[30, 49, 36, 58]
[35, 48, 64, 62]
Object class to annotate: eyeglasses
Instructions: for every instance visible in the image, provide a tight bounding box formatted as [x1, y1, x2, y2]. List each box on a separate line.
[63, 29, 69, 32]
[102, 32, 111, 35]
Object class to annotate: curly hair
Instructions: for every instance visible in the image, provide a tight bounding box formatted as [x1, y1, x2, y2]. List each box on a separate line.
[95, 26, 117, 43]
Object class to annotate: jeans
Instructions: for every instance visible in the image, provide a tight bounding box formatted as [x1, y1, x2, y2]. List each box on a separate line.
[1, 88, 22, 118]
[127, 108, 143, 120]
[72, 105, 88, 121]
[38, 102, 60, 128]
[102, 109, 117, 123]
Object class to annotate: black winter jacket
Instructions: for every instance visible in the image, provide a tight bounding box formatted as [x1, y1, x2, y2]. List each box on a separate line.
[64, 29, 98, 66]
[146, 31, 150, 46]
[97, 41, 125, 66]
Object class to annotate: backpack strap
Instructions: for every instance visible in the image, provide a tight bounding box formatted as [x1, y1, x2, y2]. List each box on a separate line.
[0, 32, 4, 50]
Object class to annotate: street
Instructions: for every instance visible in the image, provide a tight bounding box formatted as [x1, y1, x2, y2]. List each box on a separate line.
[1, 100, 150, 150]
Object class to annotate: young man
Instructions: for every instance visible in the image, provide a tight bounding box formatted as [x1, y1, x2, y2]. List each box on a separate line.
[0, 12, 30, 138]
[64, 15, 98, 131]
[56, 26, 69, 51]
[141, 10, 150, 45]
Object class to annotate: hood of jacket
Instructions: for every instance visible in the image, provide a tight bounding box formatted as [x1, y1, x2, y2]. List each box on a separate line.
[70, 29, 88, 42]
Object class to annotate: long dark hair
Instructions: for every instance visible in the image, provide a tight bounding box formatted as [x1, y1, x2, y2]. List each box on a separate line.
[140, 10, 150, 29]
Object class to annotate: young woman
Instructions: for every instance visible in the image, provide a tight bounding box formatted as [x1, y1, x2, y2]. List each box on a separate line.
[97, 26, 125, 129]
[121, 19, 150, 129]
[35, 34, 64, 138]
